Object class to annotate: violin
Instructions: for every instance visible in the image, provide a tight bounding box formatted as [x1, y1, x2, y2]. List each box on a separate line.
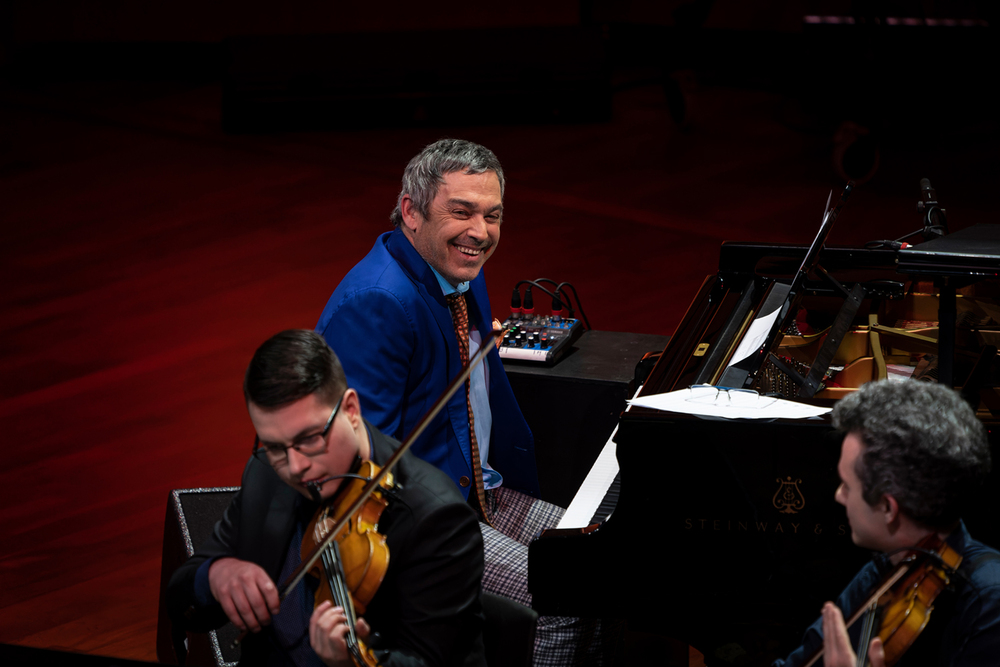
[804, 533, 962, 667]
[250, 331, 499, 665]
[301, 460, 395, 667]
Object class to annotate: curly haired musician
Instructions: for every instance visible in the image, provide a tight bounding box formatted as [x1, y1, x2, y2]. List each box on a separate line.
[776, 380, 1000, 667]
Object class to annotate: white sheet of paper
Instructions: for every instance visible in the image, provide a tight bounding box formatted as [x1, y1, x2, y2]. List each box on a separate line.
[628, 386, 831, 420]
[727, 308, 780, 367]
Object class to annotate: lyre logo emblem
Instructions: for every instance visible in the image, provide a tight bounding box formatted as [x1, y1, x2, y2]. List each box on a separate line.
[773, 476, 806, 514]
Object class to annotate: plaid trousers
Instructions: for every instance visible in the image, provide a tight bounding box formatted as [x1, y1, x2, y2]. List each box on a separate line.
[480, 487, 618, 666]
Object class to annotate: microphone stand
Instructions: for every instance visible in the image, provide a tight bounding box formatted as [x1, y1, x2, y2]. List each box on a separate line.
[895, 179, 954, 386]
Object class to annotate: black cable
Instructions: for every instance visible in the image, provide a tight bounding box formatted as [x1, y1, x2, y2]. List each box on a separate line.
[556, 282, 591, 330]
[528, 278, 565, 313]
[514, 280, 562, 318]
[514, 280, 560, 303]
[512, 278, 591, 330]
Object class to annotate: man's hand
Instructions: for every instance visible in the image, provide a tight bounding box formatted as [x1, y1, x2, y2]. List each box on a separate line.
[822, 601, 885, 667]
[309, 600, 372, 667]
[208, 557, 280, 632]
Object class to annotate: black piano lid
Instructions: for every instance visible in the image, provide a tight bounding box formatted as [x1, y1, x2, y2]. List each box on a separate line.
[718, 243, 899, 281]
[898, 224, 1000, 278]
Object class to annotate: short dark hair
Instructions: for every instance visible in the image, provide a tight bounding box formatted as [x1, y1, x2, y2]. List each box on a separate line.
[832, 380, 991, 530]
[390, 138, 504, 228]
[244, 330, 346, 409]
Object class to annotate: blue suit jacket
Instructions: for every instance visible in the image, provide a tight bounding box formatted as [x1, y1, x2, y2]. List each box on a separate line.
[316, 229, 540, 499]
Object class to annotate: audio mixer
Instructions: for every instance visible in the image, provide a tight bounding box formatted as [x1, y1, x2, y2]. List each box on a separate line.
[498, 315, 583, 365]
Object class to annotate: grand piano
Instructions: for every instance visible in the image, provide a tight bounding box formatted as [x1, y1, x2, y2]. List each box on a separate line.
[528, 221, 1000, 657]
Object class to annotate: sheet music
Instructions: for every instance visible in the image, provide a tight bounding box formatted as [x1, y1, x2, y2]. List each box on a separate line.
[727, 188, 838, 370]
[628, 386, 831, 420]
[726, 307, 780, 367]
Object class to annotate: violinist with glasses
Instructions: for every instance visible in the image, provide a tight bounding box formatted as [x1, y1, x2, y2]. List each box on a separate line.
[167, 329, 487, 667]
[776, 380, 1000, 667]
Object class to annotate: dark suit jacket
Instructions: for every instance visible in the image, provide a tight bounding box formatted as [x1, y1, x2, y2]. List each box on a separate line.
[316, 229, 540, 499]
[167, 422, 487, 667]
[774, 521, 1000, 667]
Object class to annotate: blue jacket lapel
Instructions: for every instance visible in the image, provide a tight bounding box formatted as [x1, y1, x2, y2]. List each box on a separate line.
[384, 230, 473, 470]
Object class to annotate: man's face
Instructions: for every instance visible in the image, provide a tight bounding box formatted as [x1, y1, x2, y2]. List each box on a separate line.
[248, 391, 368, 501]
[835, 432, 889, 551]
[402, 170, 503, 286]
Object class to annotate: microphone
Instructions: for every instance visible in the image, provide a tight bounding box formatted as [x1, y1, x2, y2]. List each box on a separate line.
[306, 477, 337, 504]
[917, 178, 947, 240]
[918, 178, 938, 210]
[304, 468, 367, 503]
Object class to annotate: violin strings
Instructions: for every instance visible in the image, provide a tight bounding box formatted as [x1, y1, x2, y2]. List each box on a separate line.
[322, 540, 362, 653]
[856, 600, 878, 667]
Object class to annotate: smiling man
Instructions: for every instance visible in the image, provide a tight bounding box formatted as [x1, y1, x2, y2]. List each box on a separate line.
[316, 140, 609, 665]
[316, 139, 536, 506]
[167, 330, 486, 667]
[402, 167, 502, 286]
[774, 380, 1000, 667]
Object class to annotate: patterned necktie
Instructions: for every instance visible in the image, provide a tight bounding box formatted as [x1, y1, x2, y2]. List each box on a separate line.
[446, 292, 492, 525]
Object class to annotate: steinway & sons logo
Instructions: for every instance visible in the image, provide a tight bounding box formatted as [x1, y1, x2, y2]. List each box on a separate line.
[773, 476, 806, 514]
[682, 474, 848, 537]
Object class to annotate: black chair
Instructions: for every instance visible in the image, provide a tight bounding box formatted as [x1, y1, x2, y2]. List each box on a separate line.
[156, 488, 241, 667]
[481, 592, 537, 667]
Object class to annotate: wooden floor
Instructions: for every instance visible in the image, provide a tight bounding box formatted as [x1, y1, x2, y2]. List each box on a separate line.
[1, 68, 997, 662]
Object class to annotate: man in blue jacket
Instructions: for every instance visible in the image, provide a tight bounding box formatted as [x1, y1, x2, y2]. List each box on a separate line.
[317, 140, 607, 665]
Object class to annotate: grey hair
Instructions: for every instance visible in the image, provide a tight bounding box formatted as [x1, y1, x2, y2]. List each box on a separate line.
[390, 139, 505, 228]
[831, 380, 990, 530]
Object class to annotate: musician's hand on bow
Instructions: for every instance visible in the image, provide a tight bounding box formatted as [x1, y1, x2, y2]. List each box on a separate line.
[310, 600, 371, 667]
[208, 557, 280, 633]
[822, 602, 885, 667]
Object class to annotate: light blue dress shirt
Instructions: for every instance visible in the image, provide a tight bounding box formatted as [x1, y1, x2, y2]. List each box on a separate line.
[430, 267, 502, 489]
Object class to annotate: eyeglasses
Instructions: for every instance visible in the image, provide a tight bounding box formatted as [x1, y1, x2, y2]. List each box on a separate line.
[252, 392, 345, 465]
[684, 384, 776, 408]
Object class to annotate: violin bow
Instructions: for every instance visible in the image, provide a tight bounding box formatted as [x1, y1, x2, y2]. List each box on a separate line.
[278, 331, 499, 599]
